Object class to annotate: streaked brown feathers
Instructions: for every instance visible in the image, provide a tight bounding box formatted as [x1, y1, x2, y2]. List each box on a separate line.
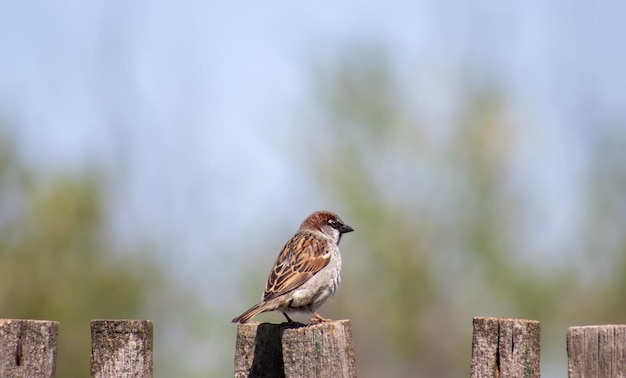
[263, 231, 330, 301]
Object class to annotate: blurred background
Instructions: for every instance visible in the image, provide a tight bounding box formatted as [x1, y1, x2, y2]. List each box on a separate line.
[1, 1, 625, 377]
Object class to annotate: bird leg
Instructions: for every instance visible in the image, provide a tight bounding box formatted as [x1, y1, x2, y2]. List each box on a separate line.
[309, 309, 331, 323]
[282, 312, 295, 323]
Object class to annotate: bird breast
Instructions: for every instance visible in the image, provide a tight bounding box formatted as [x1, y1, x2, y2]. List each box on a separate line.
[289, 244, 342, 309]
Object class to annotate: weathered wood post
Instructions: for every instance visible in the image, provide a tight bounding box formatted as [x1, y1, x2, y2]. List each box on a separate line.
[567, 324, 626, 377]
[0, 319, 59, 378]
[234, 320, 356, 378]
[470, 317, 540, 378]
[90, 319, 153, 378]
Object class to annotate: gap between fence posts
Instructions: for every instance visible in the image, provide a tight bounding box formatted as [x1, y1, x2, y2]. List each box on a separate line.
[90, 319, 153, 378]
[0, 319, 59, 378]
[470, 317, 540, 378]
[234, 319, 356, 378]
[567, 324, 626, 378]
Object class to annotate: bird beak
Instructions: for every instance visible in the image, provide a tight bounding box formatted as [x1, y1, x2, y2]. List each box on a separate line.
[339, 224, 354, 234]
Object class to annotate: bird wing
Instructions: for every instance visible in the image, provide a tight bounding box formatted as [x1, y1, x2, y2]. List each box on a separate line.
[263, 231, 330, 301]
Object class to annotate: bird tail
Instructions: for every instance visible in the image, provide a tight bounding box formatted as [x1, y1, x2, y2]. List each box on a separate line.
[232, 302, 267, 324]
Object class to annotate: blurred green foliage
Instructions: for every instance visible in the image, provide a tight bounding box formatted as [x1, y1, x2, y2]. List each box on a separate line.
[0, 130, 161, 377]
[302, 47, 626, 377]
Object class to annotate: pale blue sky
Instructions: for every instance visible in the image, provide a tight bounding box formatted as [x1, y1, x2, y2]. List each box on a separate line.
[2, 0, 625, 301]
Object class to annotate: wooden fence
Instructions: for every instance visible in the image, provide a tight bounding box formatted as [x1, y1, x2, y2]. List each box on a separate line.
[0, 319, 152, 378]
[1, 317, 624, 377]
[234, 317, 626, 378]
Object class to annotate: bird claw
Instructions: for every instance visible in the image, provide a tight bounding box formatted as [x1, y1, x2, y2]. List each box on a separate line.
[310, 310, 331, 323]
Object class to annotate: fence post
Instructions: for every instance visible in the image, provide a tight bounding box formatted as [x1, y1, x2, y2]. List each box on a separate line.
[90, 319, 153, 378]
[470, 317, 540, 378]
[0, 319, 59, 378]
[234, 319, 356, 378]
[567, 325, 626, 377]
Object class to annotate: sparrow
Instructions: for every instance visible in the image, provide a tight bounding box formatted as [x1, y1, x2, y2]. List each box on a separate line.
[232, 210, 354, 324]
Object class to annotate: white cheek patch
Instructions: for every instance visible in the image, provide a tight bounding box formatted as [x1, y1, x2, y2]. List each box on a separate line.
[322, 227, 341, 244]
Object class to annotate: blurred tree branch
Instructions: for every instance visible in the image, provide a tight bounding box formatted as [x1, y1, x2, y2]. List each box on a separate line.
[300, 46, 626, 378]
